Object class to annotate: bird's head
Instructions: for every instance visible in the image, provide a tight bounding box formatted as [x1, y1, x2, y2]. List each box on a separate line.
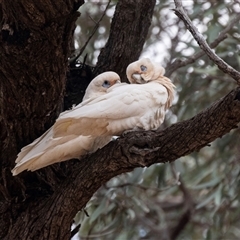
[83, 71, 121, 101]
[126, 58, 165, 84]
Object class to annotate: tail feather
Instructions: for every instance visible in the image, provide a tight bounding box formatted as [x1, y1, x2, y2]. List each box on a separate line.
[12, 134, 112, 175]
[15, 128, 53, 163]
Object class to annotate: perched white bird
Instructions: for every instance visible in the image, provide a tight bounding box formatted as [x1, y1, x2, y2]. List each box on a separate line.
[12, 72, 121, 176]
[126, 58, 174, 110]
[54, 58, 175, 138]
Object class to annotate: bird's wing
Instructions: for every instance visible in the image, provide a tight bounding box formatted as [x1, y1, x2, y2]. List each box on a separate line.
[11, 135, 97, 175]
[58, 84, 126, 118]
[53, 82, 168, 137]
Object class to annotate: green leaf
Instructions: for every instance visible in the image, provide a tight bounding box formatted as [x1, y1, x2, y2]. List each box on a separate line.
[191, 178, 221, 190]
[214, 184, 223, 206]
[205, 228, 212, 240]
[89, 197, 107, 224]
[196, 191, 215, 209]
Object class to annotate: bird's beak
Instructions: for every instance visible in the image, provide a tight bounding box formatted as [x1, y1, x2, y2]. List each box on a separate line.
[132, 73, 146, 84]
[110, 79, 121, 86]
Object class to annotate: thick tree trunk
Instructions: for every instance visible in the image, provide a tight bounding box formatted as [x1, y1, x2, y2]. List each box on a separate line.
[0, 0, 83, 239]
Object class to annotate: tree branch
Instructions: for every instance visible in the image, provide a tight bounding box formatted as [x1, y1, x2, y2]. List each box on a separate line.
[166, 13, 240, 77]
[172, 0, 240, 84]
[94, 0, 156, 81]
[71, 223, 81, 238]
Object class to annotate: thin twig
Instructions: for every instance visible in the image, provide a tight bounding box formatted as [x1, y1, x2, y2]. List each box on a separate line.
[167, 13, 240, 78]
[83, 208, 90, 217]
[169, 163, 195, 240]
[69, 0, 111, 64]
[172, 0, 240, 84]
[70, 224, 81, 238]
[170, 163, 193, 204]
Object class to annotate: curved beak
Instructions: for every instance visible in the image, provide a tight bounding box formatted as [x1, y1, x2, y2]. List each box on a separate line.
[132, 74, 146, 84]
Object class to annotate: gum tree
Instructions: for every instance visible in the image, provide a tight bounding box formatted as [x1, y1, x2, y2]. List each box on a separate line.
[1, 0, 240, 239]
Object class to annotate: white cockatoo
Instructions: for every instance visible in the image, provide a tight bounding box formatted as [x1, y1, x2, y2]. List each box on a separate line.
[12, 72, 121, 176]
[53, 58, 175, 138]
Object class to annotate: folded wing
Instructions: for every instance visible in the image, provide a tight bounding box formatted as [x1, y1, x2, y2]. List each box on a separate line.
[53, 82, 169, 137]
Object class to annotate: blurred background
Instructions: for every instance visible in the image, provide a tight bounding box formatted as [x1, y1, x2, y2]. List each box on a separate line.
[71, 0, 240, 239]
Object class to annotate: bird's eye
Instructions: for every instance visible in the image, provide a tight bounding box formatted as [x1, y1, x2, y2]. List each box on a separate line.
[102, 80, 111, 88]
[140, 65, 147, 72]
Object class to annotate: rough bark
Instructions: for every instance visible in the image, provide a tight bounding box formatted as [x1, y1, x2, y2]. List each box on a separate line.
[94, 0, 156, 82]
[0, 0, 83, 239]
[64, 63, 94, 110]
